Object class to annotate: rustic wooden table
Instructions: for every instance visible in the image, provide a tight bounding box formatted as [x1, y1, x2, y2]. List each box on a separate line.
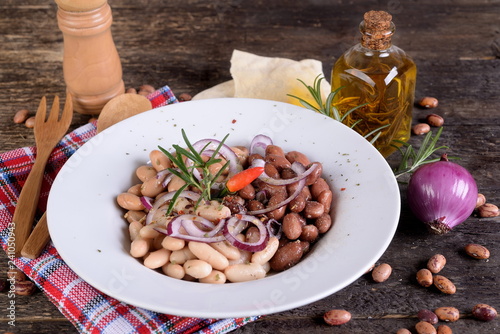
[1, 0, 499, 333]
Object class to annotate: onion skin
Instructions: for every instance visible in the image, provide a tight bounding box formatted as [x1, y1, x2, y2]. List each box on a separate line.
[407, 155, 478, 234]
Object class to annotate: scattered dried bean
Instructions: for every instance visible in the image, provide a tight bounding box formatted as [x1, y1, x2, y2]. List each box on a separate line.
[418, 309, 439, 324]
[471, 303, 497, 321]
[372, 263, 392, 283]
[464, 243, 490, 260]
[433, 275, 456, 294]
[14, 280, 36, 296]
[477, 203, 500, 218]
[416, 268, 434, 287]
[412, 123, 431, 135]
[434, 306, 460, 322]
[13, 108, 29, 124]
[419, 97, 439, 108]
[178, 93, 192, 101]
[7, 268, 26, 282]
[415, 320, 437, 334]
[426, 113, 444, 127]
[427, 254, 446, 274]
[475, 193, 486, 208]
[436, 324, 452, 334]
[323, 309, 351, 326]
[25, 116, 36, 128]
[396, 329, 412, 334]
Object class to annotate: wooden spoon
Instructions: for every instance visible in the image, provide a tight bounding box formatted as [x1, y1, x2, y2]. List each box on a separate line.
[96, 93, 152, 133]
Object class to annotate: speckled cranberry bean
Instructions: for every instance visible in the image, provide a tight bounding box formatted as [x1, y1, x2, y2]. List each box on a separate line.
[14, 280, 36, 296]
[433, 275, 456, 294]
[323, 309, 351, 326]
[477, 203, 500, 217]
[426, 113, 444, 127]
[419, 96, 439, 108]
[13, 109, 29, 124]
[436, 324, 452, 334]
[464, 243, 490, 260]
[472, 303, 497, 321]
[418, 309, 439, 324]
[25, 116, 36, 128]
[434, 307, 460, 322]
[475, 193, 486, 208]
[427, 254, 446, 274]
[416, 268, 433, 287]
[412, 123, 431, 135]
[396, 329, 412, 334]
[372, 263, 392, 283]
[415, 320, 436, 334]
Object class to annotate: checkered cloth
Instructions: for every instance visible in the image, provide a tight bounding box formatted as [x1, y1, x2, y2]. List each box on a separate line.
[0, 85, 260, 333]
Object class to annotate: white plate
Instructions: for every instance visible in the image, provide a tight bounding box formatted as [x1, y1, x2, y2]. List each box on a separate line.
[47, 98, 400, 318]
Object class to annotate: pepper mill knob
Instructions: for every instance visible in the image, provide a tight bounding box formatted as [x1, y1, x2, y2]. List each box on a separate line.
[55, 0, 125, 115]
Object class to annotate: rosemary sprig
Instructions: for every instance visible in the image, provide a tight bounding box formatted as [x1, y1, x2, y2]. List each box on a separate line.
[287, 75, 388, 144]
[392, 127, 449, 179]
[158, 129, 230, 215]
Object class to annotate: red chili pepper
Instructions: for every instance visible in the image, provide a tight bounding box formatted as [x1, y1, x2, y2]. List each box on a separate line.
[226, 167, 264, 193]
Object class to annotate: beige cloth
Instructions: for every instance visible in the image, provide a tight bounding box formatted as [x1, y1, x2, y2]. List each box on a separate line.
[192, 50, 331, 107]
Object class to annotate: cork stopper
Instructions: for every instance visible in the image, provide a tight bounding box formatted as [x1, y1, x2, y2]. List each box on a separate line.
[360, 10, 394, 50]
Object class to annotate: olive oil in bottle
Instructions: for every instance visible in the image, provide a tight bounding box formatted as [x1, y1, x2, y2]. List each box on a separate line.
[331, 10, 416, 157]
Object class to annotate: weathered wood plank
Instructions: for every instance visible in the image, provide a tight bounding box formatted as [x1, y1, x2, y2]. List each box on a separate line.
[1, 0, 499, 332]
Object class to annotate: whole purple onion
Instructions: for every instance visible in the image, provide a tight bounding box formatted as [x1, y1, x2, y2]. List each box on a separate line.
[407, 154, 478, 234]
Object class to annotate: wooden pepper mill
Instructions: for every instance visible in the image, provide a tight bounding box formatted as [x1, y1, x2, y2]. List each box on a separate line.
[55, 0, 125, 115]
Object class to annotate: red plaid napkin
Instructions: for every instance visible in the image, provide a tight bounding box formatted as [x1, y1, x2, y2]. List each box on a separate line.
[0, 85, 260, 333]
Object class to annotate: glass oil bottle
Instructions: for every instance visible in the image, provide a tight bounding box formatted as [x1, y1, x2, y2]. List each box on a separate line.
[331, 10, 416, 157]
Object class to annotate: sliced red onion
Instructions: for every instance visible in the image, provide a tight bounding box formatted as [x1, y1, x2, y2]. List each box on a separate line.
[251, 157, 319, 185]
[140, 196, 153, 211]
[159, 214, 226, 243]
[223, 215, 269, 252]
[250, 134, 273, 156]
[192, 139, 243, 176]
[161, 172, 175, 188]
[247, 163, 307, 215]
[407, 154, 478, 234]
[145, 190, 201, 225]
[266, 219, 282, 239]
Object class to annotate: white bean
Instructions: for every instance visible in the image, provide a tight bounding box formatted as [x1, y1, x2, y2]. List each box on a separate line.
[167, 175, 186, 192]
[150, 149, 172, 172]
[170, 246, 196, 265]
[162, 263, 185, 279]
[251, 237, 279, 265]
[129, 221, 143, 241]
[139, 224, 160, 239]
[199, 270, 227, 284]
[130, 237, 150, 258]
[136, 165, 157, 182]
[124, 210, 146, 224]
[117, 193, 145, 211]
[141, 176, 166, 197]
[127, 184, 142, 196]
[195, 200, 231, 222]
[144, 248, 171, 269]
[184, 259, 212, 279]
[210, 241, 241, 260]
[188, 241, 229, 270]
[224, 263, 267, 283]
[161, 236, 185, 251]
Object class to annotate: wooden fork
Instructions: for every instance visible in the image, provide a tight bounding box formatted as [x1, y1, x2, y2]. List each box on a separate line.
[13, 94, 73, 257]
